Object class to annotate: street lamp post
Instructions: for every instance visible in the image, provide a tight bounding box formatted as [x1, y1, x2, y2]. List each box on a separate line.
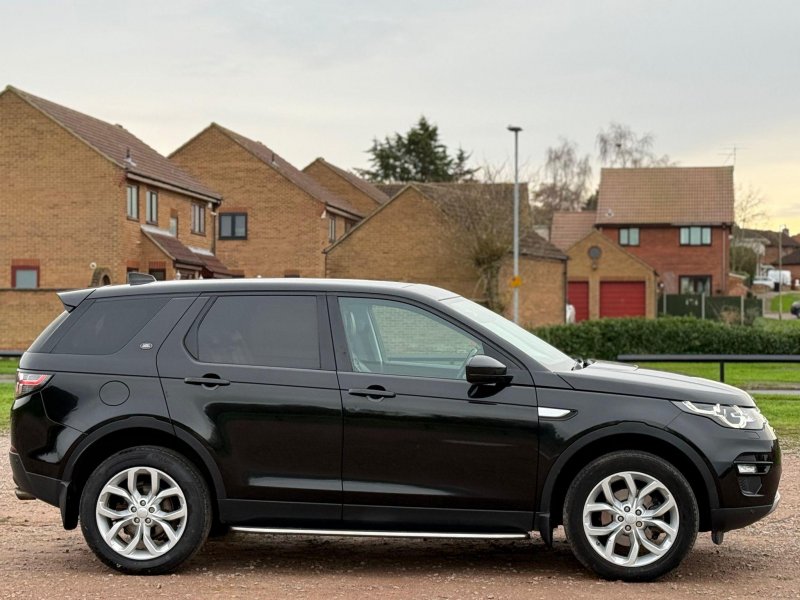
[507, 125, 522, 324]
[779, 225, 788, 320]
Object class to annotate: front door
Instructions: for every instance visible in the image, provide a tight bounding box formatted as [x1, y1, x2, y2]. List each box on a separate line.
[330, 295, 539, 533]
[157, 293, 342, 527]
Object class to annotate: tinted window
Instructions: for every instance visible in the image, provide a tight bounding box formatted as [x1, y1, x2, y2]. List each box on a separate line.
[54, 297, 168, 355]
[338, 297, 482, 379]
[197, 296, 319, 369]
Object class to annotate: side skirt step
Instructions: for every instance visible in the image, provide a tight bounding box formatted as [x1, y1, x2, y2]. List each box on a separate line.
[231, 527, 530, 540]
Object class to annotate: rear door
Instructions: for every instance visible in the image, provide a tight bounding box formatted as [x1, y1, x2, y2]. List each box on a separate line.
[157, 293, 342, 527]
[330, 294, 539, 533]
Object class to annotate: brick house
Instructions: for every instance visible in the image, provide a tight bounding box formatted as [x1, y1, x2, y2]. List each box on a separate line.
[325, 183, 568, 327]
[595, 167, 734, 295]
[565, 230, 657, 321]
[170, 124, 363, 278]
[736, 228, 799, 268]
[0, 86, 231, 350]
[303, 157, 390, 216]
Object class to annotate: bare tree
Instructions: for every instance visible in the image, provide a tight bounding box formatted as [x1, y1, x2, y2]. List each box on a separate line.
[531, 138, 592, 225]
[596, 122, 673, 167]
[432, 170, 520, 311]
[730, 185, 768, 278]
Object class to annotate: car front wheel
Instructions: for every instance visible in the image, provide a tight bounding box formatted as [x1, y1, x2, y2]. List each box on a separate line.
[563, 450, 698, 581]
[79, 446, 212, 574]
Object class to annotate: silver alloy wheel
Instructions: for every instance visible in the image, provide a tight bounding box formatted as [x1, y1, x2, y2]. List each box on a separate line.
[95, 466, 188, 561]
[582, 471, 680, 568]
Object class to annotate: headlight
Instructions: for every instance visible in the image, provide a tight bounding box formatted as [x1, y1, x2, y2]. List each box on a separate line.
[673, 400, 766, 430]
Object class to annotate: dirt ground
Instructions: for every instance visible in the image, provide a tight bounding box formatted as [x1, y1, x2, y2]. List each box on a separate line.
[1, 436, 798, 599]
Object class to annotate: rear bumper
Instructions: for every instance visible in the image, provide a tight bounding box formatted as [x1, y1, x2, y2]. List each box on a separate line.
[711, 490, 781, 533]
[9, 450, 62, 508]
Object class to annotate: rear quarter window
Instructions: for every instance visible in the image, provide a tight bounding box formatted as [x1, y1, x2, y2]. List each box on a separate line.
[53, 297, 168, 355]
[27, 310, 69, 353]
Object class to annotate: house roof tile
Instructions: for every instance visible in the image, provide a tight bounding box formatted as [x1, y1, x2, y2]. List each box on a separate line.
[141, 225, 204, 268]
[206, 124, 363, 218]
[597, 166, 734, 225]
[5, 86, 221, 201]
[305, 158, 390, 206]
[739, 228, 799, 248]
[550, 211, 598, 251]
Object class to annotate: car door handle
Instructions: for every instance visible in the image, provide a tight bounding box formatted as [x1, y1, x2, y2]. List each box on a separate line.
[348, 388, 396, 399]
[184, 376, 230, 387]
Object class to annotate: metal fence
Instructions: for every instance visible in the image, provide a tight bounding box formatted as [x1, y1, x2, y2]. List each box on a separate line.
[658, 294, 763, 324]
[617, 353, 800, 383]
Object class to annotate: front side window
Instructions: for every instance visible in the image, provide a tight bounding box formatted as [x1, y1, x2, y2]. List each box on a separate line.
[197, 295, 319, 369]
[680, 276, 712, 295]
[680, 226, 711, 246]
[126, 185, 139, 219]
[146, 191, 158, 224]
[619, 227, 639, 246]
[191, 203, 206, 234]
[169, 216, 178, 236]
[219, 213, 247, 239]
[338, 297, 483, 380]
[12, 266, 39, 289]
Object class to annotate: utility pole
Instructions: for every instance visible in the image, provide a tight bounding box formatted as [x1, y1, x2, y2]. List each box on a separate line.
[507, 125, 522, 323]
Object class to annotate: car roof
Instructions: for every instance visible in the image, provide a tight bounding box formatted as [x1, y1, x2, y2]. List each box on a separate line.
[86, 278, 460, 302]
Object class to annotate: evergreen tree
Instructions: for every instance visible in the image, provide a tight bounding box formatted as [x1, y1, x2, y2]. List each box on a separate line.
[357, 116, 477, 182]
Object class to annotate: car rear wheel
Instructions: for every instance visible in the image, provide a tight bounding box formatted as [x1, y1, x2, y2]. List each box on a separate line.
[563, 450, 698, 581]
[79, 446, 211, 574]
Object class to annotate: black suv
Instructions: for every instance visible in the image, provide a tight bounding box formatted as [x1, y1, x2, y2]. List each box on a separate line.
[9, 278, 780, 580]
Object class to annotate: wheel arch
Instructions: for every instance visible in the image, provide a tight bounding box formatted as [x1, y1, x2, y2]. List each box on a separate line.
[60, 417, 226, 530]
[538, 423, 719, 537]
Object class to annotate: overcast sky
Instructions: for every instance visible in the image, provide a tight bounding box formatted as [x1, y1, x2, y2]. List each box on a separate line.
[3, 0, 798, 231]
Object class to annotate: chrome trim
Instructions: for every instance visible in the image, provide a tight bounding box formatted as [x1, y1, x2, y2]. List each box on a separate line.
[538, 407, 572, 419]
[231, 527, 529, 539]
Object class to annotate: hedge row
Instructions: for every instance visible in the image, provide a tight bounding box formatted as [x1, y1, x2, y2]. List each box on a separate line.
[531, 317, 800, 360]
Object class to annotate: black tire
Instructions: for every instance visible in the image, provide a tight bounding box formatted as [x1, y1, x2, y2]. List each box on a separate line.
[563, 450, 698, 582]
[79, 446, 212, 575]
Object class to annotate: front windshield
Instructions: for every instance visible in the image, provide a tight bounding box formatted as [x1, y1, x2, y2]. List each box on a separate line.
[442, 296, 574, 371]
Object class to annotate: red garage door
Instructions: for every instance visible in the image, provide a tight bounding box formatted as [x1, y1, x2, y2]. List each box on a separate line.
[568, 281, 590, 322]
[600, 281, 646, 318]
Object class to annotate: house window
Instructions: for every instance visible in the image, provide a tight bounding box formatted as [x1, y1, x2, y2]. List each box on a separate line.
[169, 216, 178, 236]
[219, 213, 247, 239]
[148, 268, 166, 281]
[146, 191, 158, 224]
[126, 185, 139, 219]
[12, 266, 39, 289]
[191, 203, 206, 234]
[328, 216, 336, 242]
[619, 227, 640, 246]
[680, 226, 711, 246]
[680, 276, 712, 295]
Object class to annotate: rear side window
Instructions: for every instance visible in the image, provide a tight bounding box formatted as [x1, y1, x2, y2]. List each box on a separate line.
[28, 310, 69, 353]
[197, 295, 320, 369]
[53, 297, 168, 355]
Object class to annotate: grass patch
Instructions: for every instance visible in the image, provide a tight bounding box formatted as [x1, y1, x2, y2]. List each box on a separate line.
[769, 293, 800, 313]
[641, 362, 800, 390]
[753, 394, 800, 439]
[753, 316, 800, 330]
[0, 358, 19, 375]
[0, 383, 13, 431]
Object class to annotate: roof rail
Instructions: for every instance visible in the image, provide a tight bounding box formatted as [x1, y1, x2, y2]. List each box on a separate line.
[127, 272, 157, 286]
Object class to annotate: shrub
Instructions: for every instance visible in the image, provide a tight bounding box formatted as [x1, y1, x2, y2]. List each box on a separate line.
[531, 317, 800, 360]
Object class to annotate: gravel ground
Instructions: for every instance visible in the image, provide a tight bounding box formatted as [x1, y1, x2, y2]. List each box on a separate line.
[1, 435, 798, 599]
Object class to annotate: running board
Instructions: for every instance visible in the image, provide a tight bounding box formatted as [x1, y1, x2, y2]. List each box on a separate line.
[231, 527, 530, 540]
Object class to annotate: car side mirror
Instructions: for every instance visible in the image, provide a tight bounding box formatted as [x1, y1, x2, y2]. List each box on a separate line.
[466, 355, 512, 385]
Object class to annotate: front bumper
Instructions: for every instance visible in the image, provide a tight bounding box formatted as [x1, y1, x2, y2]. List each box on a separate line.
[711, 490, 781, 533]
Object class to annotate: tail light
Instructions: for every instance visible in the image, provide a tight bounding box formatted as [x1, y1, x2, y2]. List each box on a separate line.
[15, 371, 52, 399]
